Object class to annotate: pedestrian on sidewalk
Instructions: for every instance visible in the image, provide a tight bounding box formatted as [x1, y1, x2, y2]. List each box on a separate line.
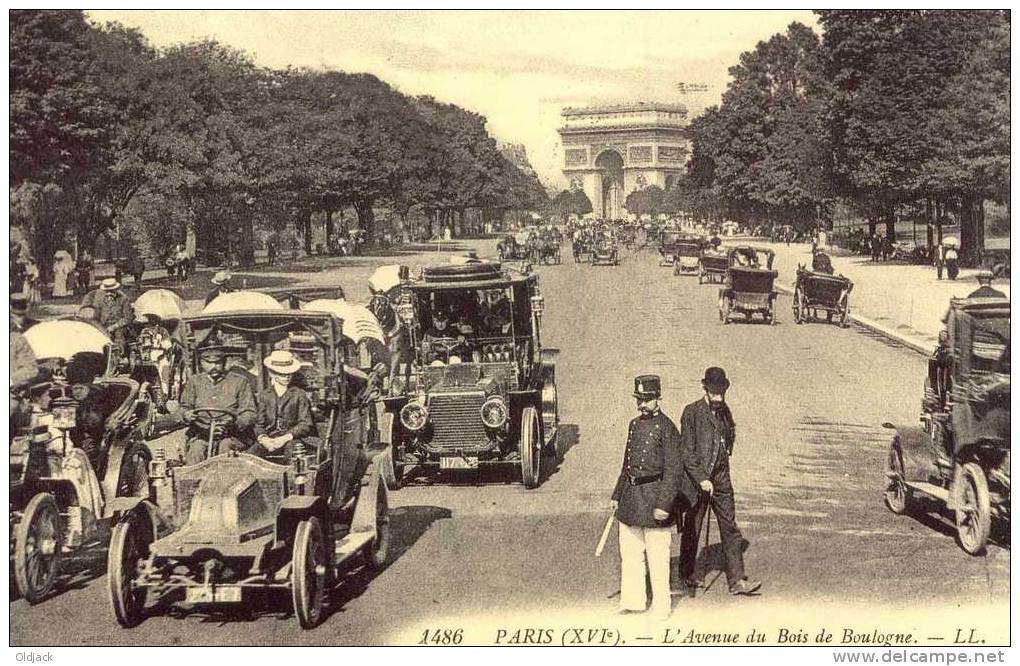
[610, 375, 683, 620]
[933, 242, 945, 280]
[675, 367, 762, 598]
[870, 235, 881, 263]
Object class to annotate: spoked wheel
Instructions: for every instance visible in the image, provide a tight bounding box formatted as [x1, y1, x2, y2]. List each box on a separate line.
[108, 505, 154, 627]
[519, 406, 542, 489]
[883, 444, 911, 515]
[293, 516, 328, 629]
[362, 483, 391, 571]
[793, 288, 804, 324]
[955, 462, 991, 555]
[541, 372, 560, 457]
[15, 493, 63, 604]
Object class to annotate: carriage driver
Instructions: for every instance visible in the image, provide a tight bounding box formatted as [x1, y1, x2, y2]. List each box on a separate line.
[247, 350, 319, 460]
[165, 346, 257, 465]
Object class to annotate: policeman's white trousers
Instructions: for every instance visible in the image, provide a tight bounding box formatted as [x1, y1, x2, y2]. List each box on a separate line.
[618, 523, 672, 616]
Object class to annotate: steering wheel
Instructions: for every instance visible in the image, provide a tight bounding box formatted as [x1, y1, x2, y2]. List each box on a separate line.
[190, 407, 237, 432]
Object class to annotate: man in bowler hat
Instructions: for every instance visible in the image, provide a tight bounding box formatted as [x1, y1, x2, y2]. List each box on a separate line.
[675, 367, 762, 596]
[610, 375, 683, 619]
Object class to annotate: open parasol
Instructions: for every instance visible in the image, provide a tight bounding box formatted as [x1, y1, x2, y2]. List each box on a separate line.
[942, 235, 960, 248]
[203, 290, 284, 314]
[24, 320, 112, 360]
[368, 265, 403, 294]
[134, 289, 186, 322]
[302, 299, 385, 345]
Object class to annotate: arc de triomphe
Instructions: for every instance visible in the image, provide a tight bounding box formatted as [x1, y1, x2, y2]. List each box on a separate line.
[558, 103, 690, 219]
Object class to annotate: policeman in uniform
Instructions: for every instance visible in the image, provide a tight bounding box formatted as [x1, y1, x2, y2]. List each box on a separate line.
[675, 367, 762, 597]
[610, 375, 682, 619]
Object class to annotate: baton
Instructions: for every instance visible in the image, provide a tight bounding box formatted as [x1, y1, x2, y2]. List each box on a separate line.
[595, 511, 616, 557]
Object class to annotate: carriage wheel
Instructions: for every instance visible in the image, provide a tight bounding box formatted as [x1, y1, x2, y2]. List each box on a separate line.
[293, 516, 328, 628]
[793, 288, 803, 324]
[15, 493, 63, 604]
[955, 463, 991, 556]
[541, 373, 560, 457]
[362, 482, 391, 571]
[108, 506, 154, 627]
[519, 406, 542, 489]
[883, 443, 911, 515]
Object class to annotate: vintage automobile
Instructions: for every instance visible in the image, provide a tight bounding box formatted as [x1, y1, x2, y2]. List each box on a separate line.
[106, 303, 390, 628]
[884, 294, 1010, 555]
[699, 248, 729, 284]
[380, 261, 558, 488]
[590, 233, 619, 266]
[12, 320, 152, 603]
[792, 267, 854, 326]
[657, 229, 684, 266]
[718, 247, 778, 325]
[673, 237, 706, 276]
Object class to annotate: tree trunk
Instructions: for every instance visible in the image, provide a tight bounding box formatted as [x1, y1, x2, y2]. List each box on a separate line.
[354, 200, 375, 241]
[925, 197, 934, 250]
[959, 193, 976, 266]
[324, 209, 335, 252]
[300, 207, 312, 255]
[884, 204, 896, 241]
[237, 207, 256, 268]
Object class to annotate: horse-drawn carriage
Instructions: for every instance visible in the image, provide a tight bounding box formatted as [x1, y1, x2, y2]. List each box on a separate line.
[11, 320, 153, 604]
[107, 300, 390, 629]
[571, 235, 593, 263]
[718, 247, 778, 325]
[497, 235, 529, 262]
[793, 267, 853, 326]
[530, 234, 561, 265]
[884, 293, 1010, 555]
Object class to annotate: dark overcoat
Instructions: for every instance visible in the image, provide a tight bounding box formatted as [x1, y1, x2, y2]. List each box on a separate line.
[677, 398, 737, 508]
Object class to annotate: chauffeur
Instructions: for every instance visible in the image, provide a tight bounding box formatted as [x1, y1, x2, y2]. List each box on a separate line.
[675, 367, 762, 597]
[610, 375, 682, 619]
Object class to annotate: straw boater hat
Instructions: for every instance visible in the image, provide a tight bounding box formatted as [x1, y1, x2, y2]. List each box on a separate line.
[211, 271, 231, 286]
[100, 277, 121, 291]
[263, 349, 305, 375]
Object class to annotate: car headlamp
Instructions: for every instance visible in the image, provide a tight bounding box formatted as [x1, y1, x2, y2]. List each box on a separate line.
[400, 402, 429, 431]
[480, 396, 508, 429]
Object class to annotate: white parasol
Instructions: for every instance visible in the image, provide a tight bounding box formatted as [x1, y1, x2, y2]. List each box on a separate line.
[53, 250, 73, 260]
[203, 291, 284, 314]
[303, 299, 386, 345]
[942, 236, 960, 248]
[134, 289, 186, 322]
[368, 265, 403, 294]
[25, 320, 112, 360]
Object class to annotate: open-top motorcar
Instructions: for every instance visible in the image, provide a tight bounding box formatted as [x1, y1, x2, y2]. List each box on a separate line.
[718, 246, 778, 325]
[672, 236, 706, 276]
[590, 233, 619, 266]
[884, 294, 1010, 555]
[12, 319, 153, 604]
[106, 303, 390, 629]
[381, 260, 558, 488]
[699, 248, 729, 284]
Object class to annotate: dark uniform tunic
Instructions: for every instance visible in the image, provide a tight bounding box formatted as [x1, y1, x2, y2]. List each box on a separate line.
[611, 410, 682, 528]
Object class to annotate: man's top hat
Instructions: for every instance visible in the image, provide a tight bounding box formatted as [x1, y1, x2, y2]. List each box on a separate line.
[702, 367, 730, 393]
[633, 374, 661, 399]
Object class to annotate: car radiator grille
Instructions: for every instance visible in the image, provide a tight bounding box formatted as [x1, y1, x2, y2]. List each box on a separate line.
[426, 393, 491, 451]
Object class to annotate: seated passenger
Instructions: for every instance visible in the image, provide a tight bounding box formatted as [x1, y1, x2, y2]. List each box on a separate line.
[482, 298, 512, 335]
[248, 350, 319, 460]
[811, 251, 834, 274]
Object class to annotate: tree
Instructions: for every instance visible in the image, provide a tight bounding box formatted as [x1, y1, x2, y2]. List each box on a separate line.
[625, 185, 666, 218]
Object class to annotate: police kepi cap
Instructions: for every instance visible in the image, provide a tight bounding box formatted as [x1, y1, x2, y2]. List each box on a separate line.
[702, 367, 730, 392]
[199, 347, 227, 361]
[633, 374, 661, 399]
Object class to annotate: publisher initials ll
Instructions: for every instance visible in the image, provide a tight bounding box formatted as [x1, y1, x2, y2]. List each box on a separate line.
[953, 629, 982, 644]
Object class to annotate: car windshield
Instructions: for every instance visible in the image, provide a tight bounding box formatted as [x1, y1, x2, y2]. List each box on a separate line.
[417, 287, 515, 339]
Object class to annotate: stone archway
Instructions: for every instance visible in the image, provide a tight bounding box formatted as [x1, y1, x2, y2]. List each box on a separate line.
[594, 150, 624, 219]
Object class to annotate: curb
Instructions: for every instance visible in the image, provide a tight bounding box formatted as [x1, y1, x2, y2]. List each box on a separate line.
[774, 281, 930, 357]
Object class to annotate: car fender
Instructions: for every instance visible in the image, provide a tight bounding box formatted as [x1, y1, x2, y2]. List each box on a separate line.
[107, 498, 160, 538]
[888, 423, 936, 483]
[275, 495, 327, 541]
[350, 459, 386, 534]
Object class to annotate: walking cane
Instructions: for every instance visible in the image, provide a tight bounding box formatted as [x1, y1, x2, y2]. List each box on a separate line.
[700, 493, 725, 594]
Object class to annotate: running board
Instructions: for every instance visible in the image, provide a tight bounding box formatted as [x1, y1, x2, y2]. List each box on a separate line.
[334, 529, 375, 563]
[905, 481, 950, 503]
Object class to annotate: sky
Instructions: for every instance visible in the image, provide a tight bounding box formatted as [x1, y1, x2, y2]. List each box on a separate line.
[87, 10, 819, 189]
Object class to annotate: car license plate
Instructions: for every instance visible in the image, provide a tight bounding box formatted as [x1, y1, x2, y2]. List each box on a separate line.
[440, 456, 478, 470]
[186, 585, 242, 603]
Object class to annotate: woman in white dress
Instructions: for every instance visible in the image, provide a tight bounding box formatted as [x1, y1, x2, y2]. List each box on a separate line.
[52, 251, 74, 297]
